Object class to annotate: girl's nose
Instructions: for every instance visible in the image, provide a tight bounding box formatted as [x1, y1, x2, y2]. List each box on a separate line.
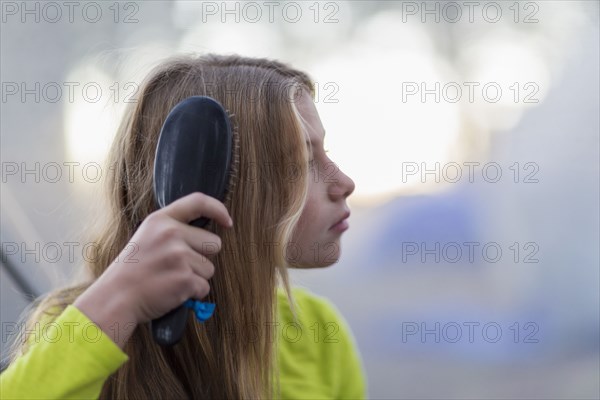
[328, 165, 355, 200]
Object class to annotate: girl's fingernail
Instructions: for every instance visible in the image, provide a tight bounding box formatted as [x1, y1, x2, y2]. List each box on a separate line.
[229, 217, 233, 227]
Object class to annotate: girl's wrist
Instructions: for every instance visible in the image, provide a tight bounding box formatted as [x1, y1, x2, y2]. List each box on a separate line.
[73, 285, 139, 349]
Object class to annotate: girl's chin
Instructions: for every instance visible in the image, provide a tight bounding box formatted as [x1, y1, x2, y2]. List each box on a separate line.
[287, 261, 338, 269]
[284, 237, 342, 268]
[286, 251, 341, 269]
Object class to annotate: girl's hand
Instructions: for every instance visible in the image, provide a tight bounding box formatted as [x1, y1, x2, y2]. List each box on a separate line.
[73, 192, 233, 348]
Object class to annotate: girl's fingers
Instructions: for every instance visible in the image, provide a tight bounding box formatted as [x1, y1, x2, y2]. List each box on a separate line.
[187, 250, 216, 280]
[162, 192, 232, 229]
[175, 222, 223, 255]
[191, 276, 211, 300]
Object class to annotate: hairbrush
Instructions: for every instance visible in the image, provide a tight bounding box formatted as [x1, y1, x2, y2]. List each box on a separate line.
[151, 96, 238, 346]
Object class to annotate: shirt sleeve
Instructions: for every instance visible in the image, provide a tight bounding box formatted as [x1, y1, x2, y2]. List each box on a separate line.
[0, 304, 129, 400]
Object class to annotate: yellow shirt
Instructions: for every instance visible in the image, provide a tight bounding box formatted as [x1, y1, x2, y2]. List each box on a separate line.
[0, 287, 367, 399]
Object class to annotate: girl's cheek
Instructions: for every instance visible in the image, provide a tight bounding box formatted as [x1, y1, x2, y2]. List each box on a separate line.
[296, 197, 316, 231]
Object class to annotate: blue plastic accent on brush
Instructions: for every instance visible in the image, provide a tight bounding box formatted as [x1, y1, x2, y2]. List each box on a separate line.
[184, 299, 216, 322]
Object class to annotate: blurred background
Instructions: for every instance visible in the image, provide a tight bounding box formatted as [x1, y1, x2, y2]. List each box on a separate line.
[1, 1, 598, 398]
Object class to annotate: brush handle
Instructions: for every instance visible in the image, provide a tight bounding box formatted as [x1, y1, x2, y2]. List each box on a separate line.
[150, 215, 213, 346]
[151, 305, 189, 346]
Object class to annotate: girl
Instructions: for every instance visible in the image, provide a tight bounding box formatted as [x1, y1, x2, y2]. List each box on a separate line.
[0, 54, 365, 399]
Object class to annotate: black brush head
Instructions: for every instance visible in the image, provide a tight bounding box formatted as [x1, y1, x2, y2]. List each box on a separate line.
[154, 95, 233, 228]
[151, 95, 234, 346]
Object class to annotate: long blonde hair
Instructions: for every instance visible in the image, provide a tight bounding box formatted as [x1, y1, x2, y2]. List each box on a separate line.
[10, 53, 315, 399]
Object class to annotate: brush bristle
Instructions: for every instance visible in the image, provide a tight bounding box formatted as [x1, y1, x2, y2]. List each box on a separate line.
[223, 111, 240, 212]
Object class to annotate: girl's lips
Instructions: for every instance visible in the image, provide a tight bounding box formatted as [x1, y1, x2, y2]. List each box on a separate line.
[330, 219, 349, 233]
[330, 210, 351, 232]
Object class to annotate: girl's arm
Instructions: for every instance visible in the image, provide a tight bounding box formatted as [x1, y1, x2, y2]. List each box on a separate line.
[1, 192, 232, 399]
[0, 304, 129, 400]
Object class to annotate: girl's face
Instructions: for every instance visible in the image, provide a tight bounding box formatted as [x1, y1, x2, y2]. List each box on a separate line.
[287, 93, 356, 268]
